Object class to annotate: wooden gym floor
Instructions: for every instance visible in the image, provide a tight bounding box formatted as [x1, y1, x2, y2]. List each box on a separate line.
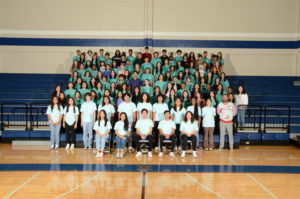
[1, 144, 300, 199]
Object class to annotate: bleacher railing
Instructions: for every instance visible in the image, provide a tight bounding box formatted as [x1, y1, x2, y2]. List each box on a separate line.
[0, 102, 28, 130]
[263, 105, 291, 133]
[29, 103, 49, 130]
[236, 105, 262, 132]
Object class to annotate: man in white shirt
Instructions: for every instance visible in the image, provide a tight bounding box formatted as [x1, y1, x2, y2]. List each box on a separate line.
[158, 111, 176, 157]
[135, 109, 154, 157]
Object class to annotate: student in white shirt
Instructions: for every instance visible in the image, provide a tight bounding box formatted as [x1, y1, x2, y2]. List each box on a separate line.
[80, 93, 97, 149]
[46, 96, 63, 150]
[114, 112, 131, 158]
[93, 110, 112, 157]
[158, 110, 176, 157]
[137, 93, 153, 119]
[187, 97, 201, 147]
[63, 97, 79, 149]
[180, 111, 198, 158]
[135, 109, 154, 158]
[234, 85, 248, 130]
[153, 94, 169, 149]
[98, 96, 116, 123]
[118, 93, 137, 150]
[202, 98, 216, 151]
[170, 98, 186, 148]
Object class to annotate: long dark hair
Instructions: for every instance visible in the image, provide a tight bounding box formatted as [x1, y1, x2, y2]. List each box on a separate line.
[120, 112, 129, 131]
[191, 97, 200, 119]
[98, 110, 108, 126]
[174, 97, 183, 111]
[102, 96, 111, 107]
[139, 92, 150, 103]
[183, 111, 195, 123]
[50, 96, 60, 111]
[237, 85, 246, 94]
[66, 97, 76, 113]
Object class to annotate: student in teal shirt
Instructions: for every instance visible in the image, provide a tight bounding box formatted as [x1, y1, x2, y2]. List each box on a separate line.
[124, 60, 133, 74]
[202, 51, 211, 64]
[74, 91, 84, 109]
[141, 79, 154, 96]
[76, 64, 86, 78]
[162, 59, 170, 74]
[209, 91, 217, 107]
[101, 76, 110, 90]
[82, 71, 91, 88]
[109, 70, 118, 84]
[154, 62, 163, 80]
[105, 53, 112, 66]
[174, 49, 183, 64]
[216, 84, 226, 104]
[69, 71, 78, 83]
[141, 57, 153, 73]
[154, 74, 167, 92]
[97, 49, 106, 65]
[73, 49, 81, 61]
[185, 77, 194, 92]
[177, 82, 191, 98]
[140, 68, 155, 85]
[220, 72, 230, 92]
[75, 78, 82, 91]
[89, 65, 98, 78]
[79, 82, 91, 100]
[126, 49, 136, 66]
[93, 82, 104, 100]
[176, 61, 184, 74]
[150, 52, 162, 67]
[64, 82, 76, 99]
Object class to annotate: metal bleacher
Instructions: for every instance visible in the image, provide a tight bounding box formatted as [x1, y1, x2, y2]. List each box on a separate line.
[0, 73, 300, 146]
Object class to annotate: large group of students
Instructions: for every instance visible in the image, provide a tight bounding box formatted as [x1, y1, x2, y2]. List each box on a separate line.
[47, 47, 249, 158]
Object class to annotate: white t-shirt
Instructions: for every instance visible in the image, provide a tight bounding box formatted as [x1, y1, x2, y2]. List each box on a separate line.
[63, 106, 79, 125]
[202, 106, 216, 128]
[93, 120, 112, 135]
[135, 118, 154, 135]
[180, 121, 199, 134]
[118, 102, 137, 123]
[46, 105, 63, 123]
[137, 102, 153, 119]
[187, 106, 201, 121]
[98, 104, 116, 120]
[158, 120, 176, 135]
[153, 103, 169, 122]
[170, 107, 186, 124]
[80, 101, 97, 123]
[114, 121, 129, 136]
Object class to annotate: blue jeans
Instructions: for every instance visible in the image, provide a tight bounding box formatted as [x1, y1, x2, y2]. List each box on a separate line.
[115, 136, 126, 150]
[82, 122, 93, 148]
[237, 109, 246, 126]
[49, 123, 61, 146]
[95, 134, 110, 151]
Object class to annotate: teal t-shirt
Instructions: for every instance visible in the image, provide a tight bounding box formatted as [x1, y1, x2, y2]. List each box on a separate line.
[64, 89, 76, 99]
[154, 81, 167, 92]
[140, 86, 154, 96]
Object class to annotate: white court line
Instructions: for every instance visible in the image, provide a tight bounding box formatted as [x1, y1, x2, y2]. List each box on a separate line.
[3, 171, 42, 199]
[229, 156, 280, 199]
[246, 174, 280, 199]
[143, 153, 147, 165]
[174, 157, 228, 199]
[53, 173, 100, 199]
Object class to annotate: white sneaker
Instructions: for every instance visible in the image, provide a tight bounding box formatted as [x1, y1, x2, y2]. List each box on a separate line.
[54, 145, 59, 150]
[99, 152, 104, 157]
[135, 152, 142, 157]
[83, 147, 88, 150]
[88, 147, 92, 150]
[65, 144, 70, 149]
[96, 152, 101, 157]
[148, 152, 153, 158]
[155, 147, 158, 152]
[120, 153, 124, 158]
[192, 151, 198, 158]
[70, 144, 75, 149]
[181, 151, 186, 158]
[209, 148, 213, 151]
[169, 152, 175, 157]
[158, 152, 163, 157]
[50, 145, 55, 150]
[116, 153, 120, 158]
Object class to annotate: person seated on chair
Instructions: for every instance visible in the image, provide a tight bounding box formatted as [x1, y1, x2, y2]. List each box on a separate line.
[114, 112, 131, 159]
[180, 111, 198, 158]
[135, 109, 154, 158]
[158, 110, 176, 158]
